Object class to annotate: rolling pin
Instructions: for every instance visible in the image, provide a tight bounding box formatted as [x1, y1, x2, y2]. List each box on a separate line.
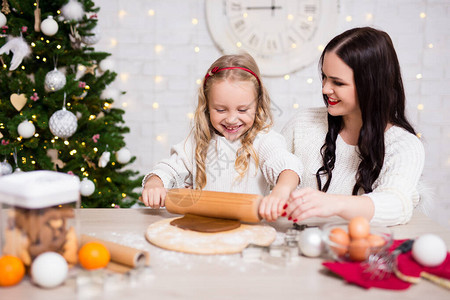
[165, 188, 262, 223]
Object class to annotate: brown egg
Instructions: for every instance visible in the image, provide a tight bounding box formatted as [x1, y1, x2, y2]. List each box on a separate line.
[348, 216, 370, 239]
[367, 234, 386, 248]
[349, 238, 370, 261]
[329, 227, 350, 256]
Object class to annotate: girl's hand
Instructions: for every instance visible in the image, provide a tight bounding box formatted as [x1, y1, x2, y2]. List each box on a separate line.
[141, 176, 167, 208]
[284, 187, 342, 222]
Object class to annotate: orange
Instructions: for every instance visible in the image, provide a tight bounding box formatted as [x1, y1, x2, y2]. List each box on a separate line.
[78, 242, 111, 270]
[0, 255, 26, 287]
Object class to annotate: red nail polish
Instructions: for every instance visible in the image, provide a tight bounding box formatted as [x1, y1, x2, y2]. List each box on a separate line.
[293, 219, 298, 223]
[281, 212, 287, 217]
[283, 204, 288, 209]
[288, 216, 292, 221]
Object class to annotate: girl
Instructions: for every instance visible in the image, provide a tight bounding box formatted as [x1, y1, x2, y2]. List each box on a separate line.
[273, 27, 425, 226]
[142, 53, 302, 221]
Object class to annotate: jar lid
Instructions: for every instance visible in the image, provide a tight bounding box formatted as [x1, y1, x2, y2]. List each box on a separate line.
[0, 170, 80, 208]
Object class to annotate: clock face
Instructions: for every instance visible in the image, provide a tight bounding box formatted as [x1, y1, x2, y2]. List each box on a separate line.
[206, 0, 340, 76]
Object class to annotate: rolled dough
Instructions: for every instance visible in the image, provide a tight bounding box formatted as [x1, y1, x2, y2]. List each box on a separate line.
[170, 214, 241, 233]
[146, 217, 276, 255]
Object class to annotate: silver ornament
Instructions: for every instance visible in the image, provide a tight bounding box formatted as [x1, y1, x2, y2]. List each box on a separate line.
[298, 228, 324, 257]
[81, 27, 101, 45]
[45, 69, 66, 92]
[0, 160, 13, 176]
[49, 108, 78, 139]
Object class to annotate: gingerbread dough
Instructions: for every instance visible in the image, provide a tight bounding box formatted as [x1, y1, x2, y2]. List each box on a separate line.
[170, 214, 241, 233]
[146, 217, 276, 254]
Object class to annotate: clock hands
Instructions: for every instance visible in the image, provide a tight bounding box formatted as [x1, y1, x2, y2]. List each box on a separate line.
[246, 0, 282, 16]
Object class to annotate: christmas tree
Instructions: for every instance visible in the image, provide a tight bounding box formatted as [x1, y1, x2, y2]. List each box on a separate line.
[0, 0, 143, 208]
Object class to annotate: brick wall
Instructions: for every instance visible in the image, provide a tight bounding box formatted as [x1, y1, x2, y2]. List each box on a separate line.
[93, 0, 450, 228]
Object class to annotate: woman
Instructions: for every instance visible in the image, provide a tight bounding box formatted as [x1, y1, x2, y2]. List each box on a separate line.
[263, 27, 425, 226]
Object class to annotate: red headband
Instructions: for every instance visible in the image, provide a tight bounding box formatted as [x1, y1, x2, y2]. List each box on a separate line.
[203, 66, 261, 88]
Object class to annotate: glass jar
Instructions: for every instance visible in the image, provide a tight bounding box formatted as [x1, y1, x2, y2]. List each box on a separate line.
[0, 170, 80, 267]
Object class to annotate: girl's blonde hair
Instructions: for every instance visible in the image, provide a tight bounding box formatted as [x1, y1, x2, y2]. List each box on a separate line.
[193, 53, 273, 189]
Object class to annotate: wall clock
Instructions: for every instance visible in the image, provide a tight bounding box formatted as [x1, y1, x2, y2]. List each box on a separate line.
[205, 0, 340, 77]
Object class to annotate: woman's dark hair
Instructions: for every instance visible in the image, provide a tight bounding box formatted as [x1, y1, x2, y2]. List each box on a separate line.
[316, 27, 416, 194]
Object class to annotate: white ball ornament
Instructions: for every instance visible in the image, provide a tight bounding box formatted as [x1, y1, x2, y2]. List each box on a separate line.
[81, 26, 101, 45]
[61, 0, 85, 21]
[298, 228, 324, 257]
[80, 177, 95, 196]
[41, 16, 59, 36]
[99, 58, 115, 72]
[116, 148, 131, 164]
[0, 160, 13, 176]
[45, 68, 66, 92]
[49, 108, 78, 139]
[412, 234, 447, 267]
[31, 252, 68, 288]
[18, 120, 36, 138]
[0, 12, 6, 27]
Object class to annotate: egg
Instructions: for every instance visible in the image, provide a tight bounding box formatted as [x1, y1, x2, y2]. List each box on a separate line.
[349, 238, 370, 261]
[329, 227, 350, 256]
[367, 234, 386, 248]
[412, 234, 448, 267]
[31, 252, 68, 288]
[348, 216, 370, 239]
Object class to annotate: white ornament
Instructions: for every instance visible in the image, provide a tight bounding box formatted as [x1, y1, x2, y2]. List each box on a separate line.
[116, 148, 131, 164]
[298, 228, 324, 258]
[412, 234, 447, 267]
[0, 160, 13, 176]
[0, 12, 7, 27]
[0, 36, 32, 71]
[98, 151, 110, 168]
[31, 252, 68, 288]
[41, 16, 59, 36]
[100, 87, 120, 100]
[49, 108, 78, 139]
[18, 120, 36, 138]
[45, 68, 66, 91]
[80, 178, 95, 196]
[99, 58, 114, 72]
[81, 26, 101, 45]
[61, 0, 85, 21]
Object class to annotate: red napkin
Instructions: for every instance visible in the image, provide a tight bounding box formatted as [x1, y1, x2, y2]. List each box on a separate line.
[322, 239, 450, 290]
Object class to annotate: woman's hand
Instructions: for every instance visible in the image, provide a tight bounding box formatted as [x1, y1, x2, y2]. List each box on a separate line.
[284, 187, 342, 222]
[141, 176, 167, 208]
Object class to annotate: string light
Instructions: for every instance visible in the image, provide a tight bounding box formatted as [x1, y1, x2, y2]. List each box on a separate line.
[194, 46, 200, 53]
[110, 38, 118, 47]
[420, 12, 426, 19]
[284, 75, 290, 80]
[148, 9, 155, 16]
[64, 140, 69, 145]
[416, 74, 423, 79]
[187, 112, 194, 119]
[154, 75, 163, 83]
[287, 14, 294, 20]
[366, 13, 373, 21]
[346, 16, 352, 22]
[120, 73, 129, 82]
[307, 78, 313, 84]
[417, 104, 424, 110]
[118, 10, 127, 18]
[236, 42, 242, 48]
[192, 18, 198, 25]
[152, 102, 159, 109]
[293, 103, 299, 109]
[196, 78, 202, 85]
[317, 45, 325, 52]
[154, 44, 164, 53]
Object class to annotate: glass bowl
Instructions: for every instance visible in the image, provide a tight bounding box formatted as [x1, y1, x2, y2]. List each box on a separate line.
[321, 221, 393, 262]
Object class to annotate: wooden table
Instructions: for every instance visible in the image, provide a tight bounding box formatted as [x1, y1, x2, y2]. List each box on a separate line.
[2, 209, 449, 300]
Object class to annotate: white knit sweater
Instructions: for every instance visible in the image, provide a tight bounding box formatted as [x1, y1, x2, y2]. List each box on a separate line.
[282, 107, 425, 226]
[143, 129, 303, 196]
